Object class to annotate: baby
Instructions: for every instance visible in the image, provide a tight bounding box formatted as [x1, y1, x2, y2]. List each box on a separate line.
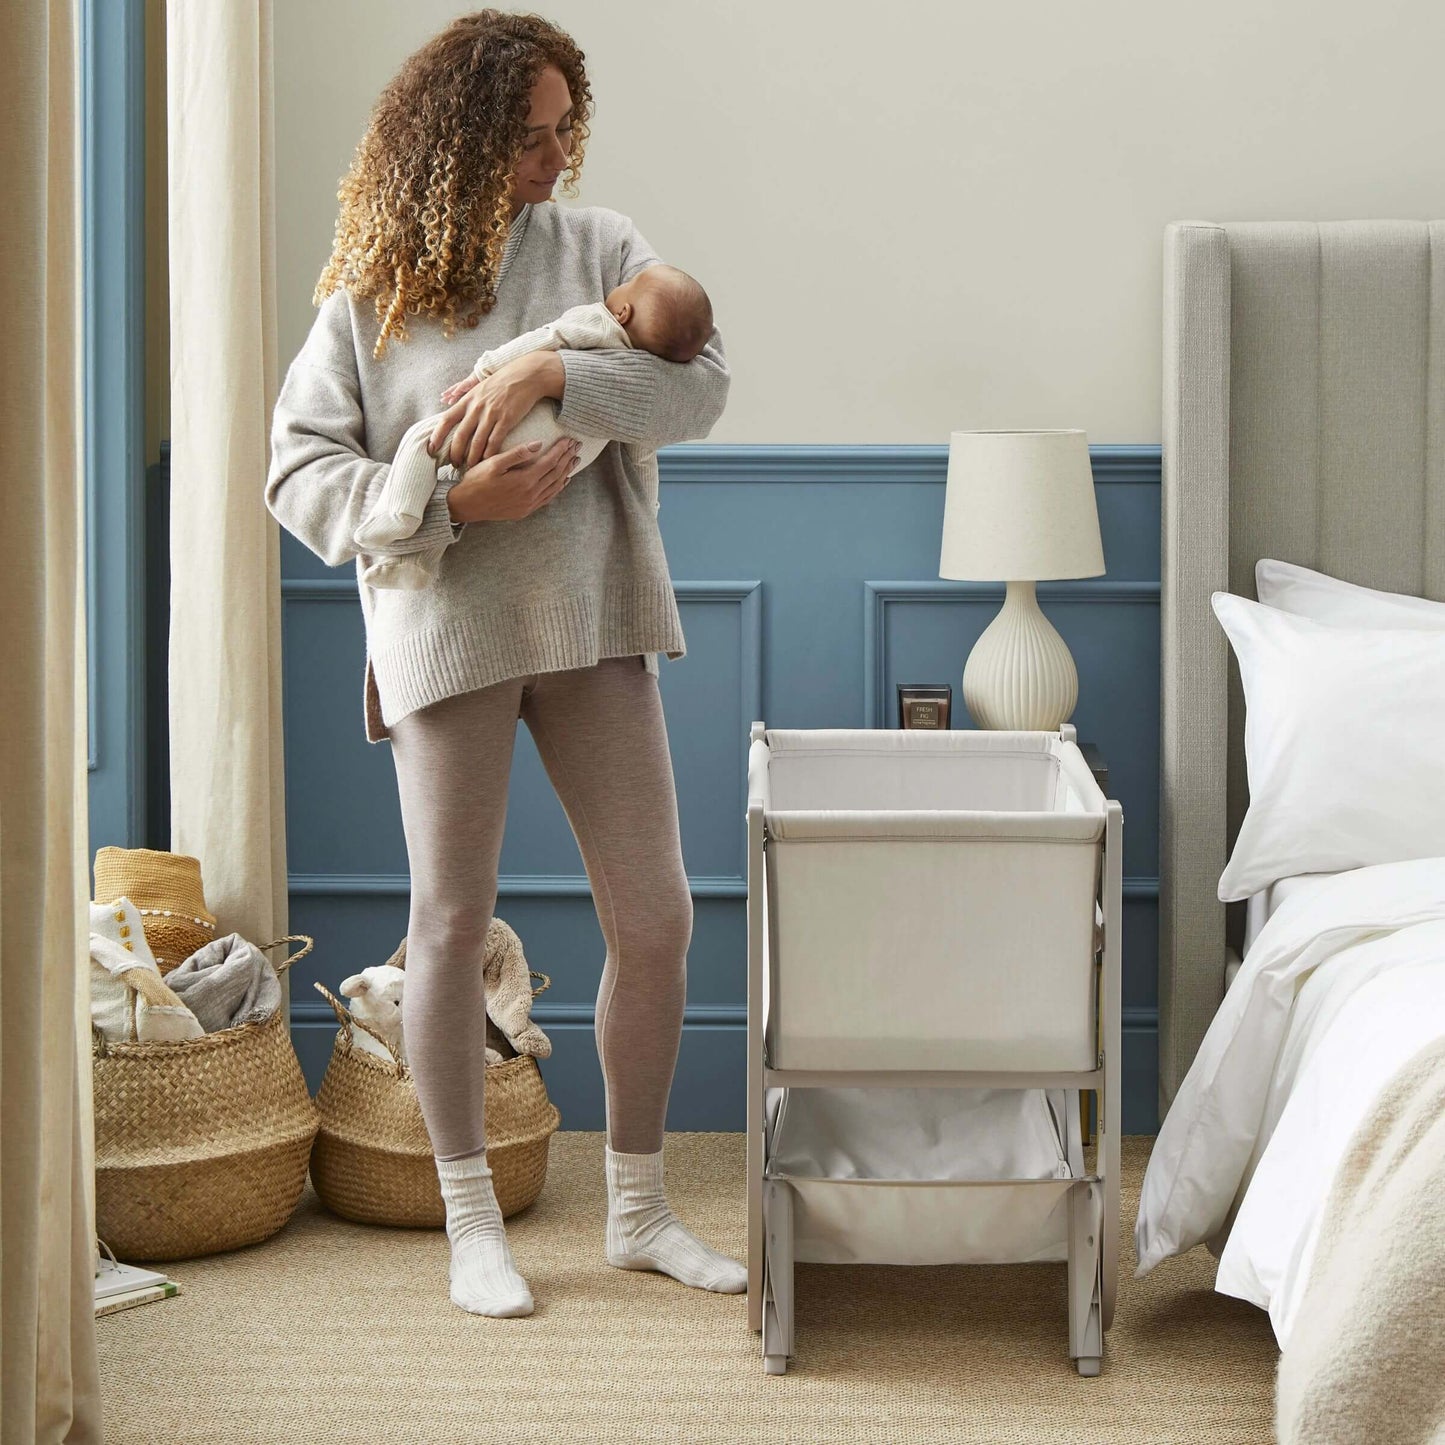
[355, 264, 714, 589]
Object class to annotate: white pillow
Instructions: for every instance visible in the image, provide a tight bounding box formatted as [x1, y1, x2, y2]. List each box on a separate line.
[1213, 591, 1445, 902]
[1255, 558, 1445, 630]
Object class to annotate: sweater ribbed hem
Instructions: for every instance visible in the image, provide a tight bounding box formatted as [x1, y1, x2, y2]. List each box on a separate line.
[364, 578, 685, 742]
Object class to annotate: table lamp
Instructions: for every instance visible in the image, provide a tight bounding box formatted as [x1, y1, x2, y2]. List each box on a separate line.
[939, 429, 1105, 730]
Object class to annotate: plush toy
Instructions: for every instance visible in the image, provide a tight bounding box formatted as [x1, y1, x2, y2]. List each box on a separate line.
[338, 964, 413, 1064]
[477, 916, 552, 1061]
[339, 916, 551, 1069]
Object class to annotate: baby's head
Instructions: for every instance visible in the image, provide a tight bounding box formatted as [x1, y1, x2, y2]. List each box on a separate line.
[605, 265, 713, 363]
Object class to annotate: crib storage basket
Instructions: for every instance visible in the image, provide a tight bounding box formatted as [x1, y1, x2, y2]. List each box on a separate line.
[309, 945, 560, 1227]
[91, 936, 320, 1262]
[745, 725, 1122, 1377]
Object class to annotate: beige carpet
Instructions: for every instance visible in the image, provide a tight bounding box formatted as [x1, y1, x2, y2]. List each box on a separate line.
[96, 1134, 1278, 1443]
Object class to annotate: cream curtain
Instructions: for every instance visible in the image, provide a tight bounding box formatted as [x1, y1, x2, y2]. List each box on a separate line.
[165, 1, 288, 966]
[0, 0, 106, 1440]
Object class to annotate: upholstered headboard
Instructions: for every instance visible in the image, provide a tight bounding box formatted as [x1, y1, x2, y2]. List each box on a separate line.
[1158, 220, 1445, 1116]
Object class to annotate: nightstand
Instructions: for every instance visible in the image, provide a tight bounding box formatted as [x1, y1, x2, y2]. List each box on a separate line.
[1079, 741, 1108, 796]
[1079, 741, 1108, 1146]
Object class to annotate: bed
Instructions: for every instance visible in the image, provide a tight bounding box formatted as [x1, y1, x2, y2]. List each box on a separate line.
[1142, 219, 1445, 1437]
[1156, 218, 1445, 1113]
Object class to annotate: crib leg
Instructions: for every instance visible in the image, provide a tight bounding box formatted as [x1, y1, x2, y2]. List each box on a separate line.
[762, 1179, 794, 1374]
[1068, 1180, 1104, 1377]
[762, 1293, 786, 1375]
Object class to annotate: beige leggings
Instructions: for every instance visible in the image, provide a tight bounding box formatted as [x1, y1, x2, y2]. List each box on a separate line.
[387, 655, 693, 1160]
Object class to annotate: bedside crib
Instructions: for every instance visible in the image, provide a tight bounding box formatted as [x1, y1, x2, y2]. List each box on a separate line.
[744, 723, 1122, 1376]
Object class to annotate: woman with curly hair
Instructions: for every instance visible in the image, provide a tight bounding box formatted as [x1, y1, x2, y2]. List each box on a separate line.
[265, 9, 740, 1319]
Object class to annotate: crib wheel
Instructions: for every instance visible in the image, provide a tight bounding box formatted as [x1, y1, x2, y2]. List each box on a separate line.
[1076, 1356, 1101, 1378]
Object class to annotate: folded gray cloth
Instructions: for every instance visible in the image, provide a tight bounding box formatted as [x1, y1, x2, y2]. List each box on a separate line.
[164, 932, 281, 1033]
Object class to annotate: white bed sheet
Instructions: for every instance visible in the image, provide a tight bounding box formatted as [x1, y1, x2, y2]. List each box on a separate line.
[1215, 951, 1445, 1343]
[1241, 873, 1334, 959]
[1136, 855, 1445, 1347]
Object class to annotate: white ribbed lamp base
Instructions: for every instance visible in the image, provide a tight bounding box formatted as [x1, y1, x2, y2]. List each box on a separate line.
[962, 580, 1079, 730]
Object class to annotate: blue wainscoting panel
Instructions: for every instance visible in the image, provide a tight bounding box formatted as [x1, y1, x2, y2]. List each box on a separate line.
[280, 444, 1163, 1133]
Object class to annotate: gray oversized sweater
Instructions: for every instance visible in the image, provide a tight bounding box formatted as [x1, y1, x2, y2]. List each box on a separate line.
[265, 202, 729, 742]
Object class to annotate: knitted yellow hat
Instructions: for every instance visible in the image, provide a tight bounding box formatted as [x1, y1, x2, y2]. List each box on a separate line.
[92, 847, 218, 975]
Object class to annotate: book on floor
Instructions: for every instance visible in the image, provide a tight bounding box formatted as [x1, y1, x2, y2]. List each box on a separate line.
[95, 1247, 179, 1317]
[95, 1281, 181, 1318]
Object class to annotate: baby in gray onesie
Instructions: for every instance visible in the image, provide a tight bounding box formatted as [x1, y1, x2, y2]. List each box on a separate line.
[355, 264, 714, 589]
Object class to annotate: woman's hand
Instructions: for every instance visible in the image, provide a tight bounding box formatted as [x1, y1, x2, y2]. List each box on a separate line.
[445, 436, 581, 523]
[429, 353, 555, 470]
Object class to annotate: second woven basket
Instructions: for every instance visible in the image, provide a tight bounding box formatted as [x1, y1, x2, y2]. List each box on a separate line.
[309, 937, 561, 1226]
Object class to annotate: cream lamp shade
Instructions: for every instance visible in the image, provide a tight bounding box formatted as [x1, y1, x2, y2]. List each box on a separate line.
[939, 430, 1105, 730]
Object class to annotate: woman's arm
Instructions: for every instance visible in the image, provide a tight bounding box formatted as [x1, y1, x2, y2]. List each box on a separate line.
[551, 217, 731, 450]
[471, 304, 617, 381]
[266, 340, 463, 569]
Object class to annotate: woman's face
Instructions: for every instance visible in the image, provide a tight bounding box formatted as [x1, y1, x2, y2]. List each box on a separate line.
[508, 64, 574, 216]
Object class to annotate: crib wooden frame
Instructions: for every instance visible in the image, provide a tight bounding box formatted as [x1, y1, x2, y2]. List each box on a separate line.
[744, 720, 1122, 1376]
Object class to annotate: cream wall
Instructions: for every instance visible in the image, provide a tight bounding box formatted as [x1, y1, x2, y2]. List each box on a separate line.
[269, 0, 1445, 444]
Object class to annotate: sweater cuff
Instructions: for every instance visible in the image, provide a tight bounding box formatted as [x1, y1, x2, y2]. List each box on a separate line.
[418, 478, 465, 547]
[556, 349, 655, 442]
[372, 478, 463, 554]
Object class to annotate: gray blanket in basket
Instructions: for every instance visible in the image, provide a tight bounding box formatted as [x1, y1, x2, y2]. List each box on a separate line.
[165, 933, 281, 1032]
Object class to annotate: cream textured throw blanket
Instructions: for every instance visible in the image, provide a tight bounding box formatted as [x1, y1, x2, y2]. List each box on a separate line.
[1275, 1032, 1445, 1445]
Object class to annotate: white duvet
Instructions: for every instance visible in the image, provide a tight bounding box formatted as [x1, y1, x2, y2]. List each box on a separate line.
[1135, 855, 1445, 1347]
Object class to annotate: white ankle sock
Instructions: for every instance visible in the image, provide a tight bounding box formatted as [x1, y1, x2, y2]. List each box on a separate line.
[435, 1150, 534, 1317]
[604, 1145, 746, 1293]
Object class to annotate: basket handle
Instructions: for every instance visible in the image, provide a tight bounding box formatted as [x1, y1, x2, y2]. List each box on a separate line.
[91, 934, 316, 1058]
[529, 969, 550, 998]
[94, 935, 313, 989]
[256, 934, 315, 977]
[312, 979, 405, 1072]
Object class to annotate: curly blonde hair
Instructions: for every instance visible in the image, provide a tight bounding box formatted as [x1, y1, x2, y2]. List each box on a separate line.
[313, 10, 592, 358]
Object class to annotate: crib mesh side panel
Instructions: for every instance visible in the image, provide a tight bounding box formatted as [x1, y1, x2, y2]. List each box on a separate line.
[765, 832, 1099, 1071]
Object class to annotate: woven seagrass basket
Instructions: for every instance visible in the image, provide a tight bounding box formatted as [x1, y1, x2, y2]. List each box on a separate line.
[91, 936, 320, 1262]
[309, 940, 560, 1227]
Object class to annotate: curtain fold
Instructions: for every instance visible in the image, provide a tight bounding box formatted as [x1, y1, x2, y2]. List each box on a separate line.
[0, 0, 106, 1440]
[165, 0, 288, 968]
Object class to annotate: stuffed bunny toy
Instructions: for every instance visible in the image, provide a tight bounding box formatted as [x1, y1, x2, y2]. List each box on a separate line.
[338, 962, 513, 1068]
[339, 916, 551, 1069]
[338, 964, 413, 1065]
